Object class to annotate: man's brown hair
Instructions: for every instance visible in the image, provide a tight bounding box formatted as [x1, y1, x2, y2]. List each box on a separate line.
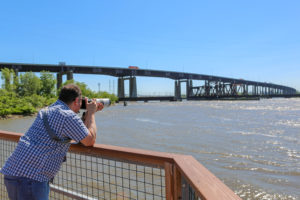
[58, 84, 81, 105]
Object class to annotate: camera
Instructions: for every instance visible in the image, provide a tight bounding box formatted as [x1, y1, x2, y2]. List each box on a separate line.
[81, 98, 111, 109]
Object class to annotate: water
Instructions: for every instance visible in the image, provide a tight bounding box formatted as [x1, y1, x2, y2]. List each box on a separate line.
[1, 98, 299, 199]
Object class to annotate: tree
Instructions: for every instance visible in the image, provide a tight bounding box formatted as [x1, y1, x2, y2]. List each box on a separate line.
[1, 68, 14, 92]
[40, 71, 56, 97]
[19, 72, 41, 96]
[61, 80, 95, 97]
[61, 80, 118, 103]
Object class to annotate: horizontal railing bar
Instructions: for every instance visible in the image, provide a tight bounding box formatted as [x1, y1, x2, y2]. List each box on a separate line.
[50, 184, 99, 200]
[69, 143, 175, 167]
[0, 130, 21, 142]
[0, 130, 174, 167]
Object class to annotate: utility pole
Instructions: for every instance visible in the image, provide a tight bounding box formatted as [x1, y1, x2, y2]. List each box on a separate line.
[113, 80, 115, 95]
[98, 83, 101, 93]
[109, 80, 111, 93]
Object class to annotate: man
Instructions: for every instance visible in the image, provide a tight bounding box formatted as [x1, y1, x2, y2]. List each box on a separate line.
[0, 84, 103, 200]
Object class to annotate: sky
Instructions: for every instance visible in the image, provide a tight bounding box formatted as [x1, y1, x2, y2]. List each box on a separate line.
[0, 0, 299, 95]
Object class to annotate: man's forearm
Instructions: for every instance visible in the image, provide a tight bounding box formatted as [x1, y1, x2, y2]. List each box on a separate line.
[84, 111, 97, 141]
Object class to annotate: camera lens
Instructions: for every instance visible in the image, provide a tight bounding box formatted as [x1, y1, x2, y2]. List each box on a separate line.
[80, 98, 111, 109]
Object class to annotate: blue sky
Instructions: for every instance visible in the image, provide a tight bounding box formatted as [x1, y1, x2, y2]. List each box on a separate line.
[0, 0, 299, 94]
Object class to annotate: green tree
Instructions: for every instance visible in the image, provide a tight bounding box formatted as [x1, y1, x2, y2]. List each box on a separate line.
[61, 80, 118, 103]
[61, 80, 94, 97]
[1, 68, 14, 92]
[19, 72, 41, 96]
[40, 71, 56, 97]
[12, 71, 20, 94]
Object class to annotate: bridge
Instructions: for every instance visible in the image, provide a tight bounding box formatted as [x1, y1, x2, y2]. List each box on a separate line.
[0, 62, 297, 101]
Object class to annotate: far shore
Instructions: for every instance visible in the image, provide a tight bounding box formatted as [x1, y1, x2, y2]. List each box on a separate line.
[0, 113, 37, 120]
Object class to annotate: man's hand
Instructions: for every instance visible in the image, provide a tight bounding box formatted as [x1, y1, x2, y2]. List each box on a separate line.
[97, 103, 104, 112]
[86, 98, 97, 114]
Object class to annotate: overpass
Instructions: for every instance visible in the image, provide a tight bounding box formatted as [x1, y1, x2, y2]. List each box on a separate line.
[0, 62, 297, 100]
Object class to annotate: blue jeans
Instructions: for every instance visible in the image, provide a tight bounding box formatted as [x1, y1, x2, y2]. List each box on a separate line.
[4, 175, 49, 200]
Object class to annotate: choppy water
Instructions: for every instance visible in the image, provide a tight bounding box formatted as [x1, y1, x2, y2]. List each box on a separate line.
[1, 98, 299, 199]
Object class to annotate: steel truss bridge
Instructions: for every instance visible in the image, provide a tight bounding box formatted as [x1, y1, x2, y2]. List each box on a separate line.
[0, 62, 297, 101]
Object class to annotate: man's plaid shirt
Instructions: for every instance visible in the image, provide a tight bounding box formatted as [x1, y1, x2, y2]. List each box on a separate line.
[1, 100, 89, 182]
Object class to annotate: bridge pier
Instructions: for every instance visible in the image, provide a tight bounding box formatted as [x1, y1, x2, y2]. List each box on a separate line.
[187, 79, 193, 98]
[117, 76, 137, 99]
[67, 70, 73, 80]
[56, 70, 73, 90]
[129, 77, 137, 98]
[118, 77, 125, 98]
[174, 80, 181, 100]
[57, 72, 63, 90]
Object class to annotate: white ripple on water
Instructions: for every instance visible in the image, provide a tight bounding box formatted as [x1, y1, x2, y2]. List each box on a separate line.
[224, 165, 300, 176]
[231, 130, 278, 138]
[281, 136, 300, 144]
[276, 119, 300, 127]
[225, 177, 298, 200]
[234, 183, 298, 200]
[135, 118, 173, 126]
[278, 146, 300, 159]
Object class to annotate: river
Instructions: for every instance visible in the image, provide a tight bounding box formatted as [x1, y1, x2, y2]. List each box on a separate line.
[0, 98, 299, 199]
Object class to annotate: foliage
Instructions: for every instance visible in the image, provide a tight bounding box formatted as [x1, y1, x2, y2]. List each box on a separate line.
[62, 80, 118, 103]
[95, 91, 118, 103]
[24, 94, 56, 108]
[0, 91, 36, 116]
[0, 69, 117, 116]
[18, 72, 41, 96]
[40, 71, 56, 97]
[1, 68, 14, 92]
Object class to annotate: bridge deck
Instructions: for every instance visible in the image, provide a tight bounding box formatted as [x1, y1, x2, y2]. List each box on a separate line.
[0, 62, 295, 91]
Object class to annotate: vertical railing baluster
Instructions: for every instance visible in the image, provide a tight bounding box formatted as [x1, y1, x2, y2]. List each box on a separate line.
[164, 162, 173, 200]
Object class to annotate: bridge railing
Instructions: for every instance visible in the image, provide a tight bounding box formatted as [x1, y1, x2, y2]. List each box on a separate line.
[0, 130, 241, 200]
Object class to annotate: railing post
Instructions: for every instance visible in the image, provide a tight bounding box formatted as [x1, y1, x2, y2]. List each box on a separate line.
[165, 162, 174, 200]
[173, 165, 182, 200]
[165, 162, 182, 200]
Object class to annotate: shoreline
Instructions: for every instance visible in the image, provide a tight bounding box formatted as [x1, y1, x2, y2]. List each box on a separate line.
[0, 113, 37, 120]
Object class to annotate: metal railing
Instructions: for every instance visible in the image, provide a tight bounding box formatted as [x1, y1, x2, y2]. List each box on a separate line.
[0, 130, 241, 200]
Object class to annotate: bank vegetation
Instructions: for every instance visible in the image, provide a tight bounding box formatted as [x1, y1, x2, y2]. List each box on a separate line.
[0, 68, 118, 117]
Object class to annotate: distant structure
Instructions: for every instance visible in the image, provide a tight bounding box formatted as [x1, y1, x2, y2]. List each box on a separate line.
[0, 62, 297, 101]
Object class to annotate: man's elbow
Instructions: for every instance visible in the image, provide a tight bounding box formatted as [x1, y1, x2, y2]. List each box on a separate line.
[80, 132, 96, 146]
[82, 140, 95, 146]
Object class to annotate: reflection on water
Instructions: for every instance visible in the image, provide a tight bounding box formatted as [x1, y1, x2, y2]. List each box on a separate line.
[1, 98, 299, 199]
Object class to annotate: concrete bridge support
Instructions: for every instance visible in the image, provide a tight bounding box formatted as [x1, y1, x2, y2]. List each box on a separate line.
[57, 72, 63, 90]
[56, 70, 73, 90]
[117, 76, 137, 99]
[186, 79, 193, 98]
[118, 77, 125, 98]
[67, 70, 73, 80]
[129, 77, 137, 98]
[174, 80, 181, 100]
